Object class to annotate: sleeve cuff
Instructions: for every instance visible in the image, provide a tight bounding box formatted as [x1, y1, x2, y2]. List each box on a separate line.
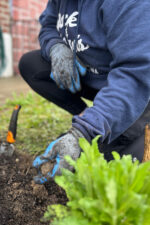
[72, 123, 92, 143]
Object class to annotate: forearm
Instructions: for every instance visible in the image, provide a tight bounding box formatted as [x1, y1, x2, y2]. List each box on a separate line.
[73, 0, 150, 143]
[73, 64, 150, 143]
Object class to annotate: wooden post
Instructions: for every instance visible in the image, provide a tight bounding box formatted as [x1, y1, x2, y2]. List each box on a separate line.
[143, 124, 150, 162]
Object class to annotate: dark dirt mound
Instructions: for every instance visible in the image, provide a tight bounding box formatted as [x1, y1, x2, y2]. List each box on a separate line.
[0, 151, 67, 225]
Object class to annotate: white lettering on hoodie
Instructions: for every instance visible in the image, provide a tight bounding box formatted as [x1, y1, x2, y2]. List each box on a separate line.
[57, 12, 89, 52]
[57, 12, 99, 75]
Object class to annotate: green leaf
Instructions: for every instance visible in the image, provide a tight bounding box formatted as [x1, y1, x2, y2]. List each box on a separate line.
[44, 136, 150, 225]
[112, 151, 121, 160]
[105, 179, 117, 207]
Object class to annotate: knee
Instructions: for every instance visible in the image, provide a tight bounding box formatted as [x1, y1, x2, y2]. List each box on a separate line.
[19, 50, 42, 80]
[19, 51, 32, 80]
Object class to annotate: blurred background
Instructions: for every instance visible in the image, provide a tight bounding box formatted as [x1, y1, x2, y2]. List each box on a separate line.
[0, 0, 73, 154]
[0, 0, 48, 102]
[0, 0, 47, 76]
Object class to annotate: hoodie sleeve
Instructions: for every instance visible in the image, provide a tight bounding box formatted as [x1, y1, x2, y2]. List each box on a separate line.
[39, 0, 64, 61]
[72, 0, 150, 143]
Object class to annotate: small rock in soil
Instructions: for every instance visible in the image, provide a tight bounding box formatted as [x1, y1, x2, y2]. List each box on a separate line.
[41, 161, 55, 176]
[31, 180, 48, 199]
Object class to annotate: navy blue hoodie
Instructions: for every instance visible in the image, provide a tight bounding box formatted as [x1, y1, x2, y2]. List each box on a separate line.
[39, 0, 150, 143]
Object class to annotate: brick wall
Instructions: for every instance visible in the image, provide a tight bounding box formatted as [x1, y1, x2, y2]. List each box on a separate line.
[0, 0, 11, 33]
[0, 0, 13, 77]
[12, 0, 47, 74]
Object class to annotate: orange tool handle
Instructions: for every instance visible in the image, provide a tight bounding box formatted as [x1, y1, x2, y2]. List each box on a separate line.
[7, 105, 21, 144]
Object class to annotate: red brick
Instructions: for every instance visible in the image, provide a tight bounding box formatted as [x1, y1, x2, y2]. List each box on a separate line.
[0, 0, 48, 74]
[12, 0, 47, 74]
[0, 0, 10, 33]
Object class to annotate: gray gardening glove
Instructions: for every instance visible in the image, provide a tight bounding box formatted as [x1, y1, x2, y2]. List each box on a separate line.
[33, 127, 84, 184]
[50, 43, 86, 93]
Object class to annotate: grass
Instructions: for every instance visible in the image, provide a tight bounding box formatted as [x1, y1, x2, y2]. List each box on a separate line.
[0, 91, 72, 155]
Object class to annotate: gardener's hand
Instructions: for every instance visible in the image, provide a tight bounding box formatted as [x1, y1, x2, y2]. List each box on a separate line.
[50, 43, 86, 93]
[32, 127, 84, 184]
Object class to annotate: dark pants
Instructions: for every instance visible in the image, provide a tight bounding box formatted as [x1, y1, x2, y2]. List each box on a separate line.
[19, 50, 150, 162]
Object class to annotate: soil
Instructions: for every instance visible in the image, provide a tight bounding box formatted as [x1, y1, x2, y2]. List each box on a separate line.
[0, 151, 67, 225]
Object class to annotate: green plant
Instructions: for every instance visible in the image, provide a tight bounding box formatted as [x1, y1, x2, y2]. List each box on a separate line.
[0, 91, 92, 155]
[0, 91, 72, 154]
[44, 137, 150, 225]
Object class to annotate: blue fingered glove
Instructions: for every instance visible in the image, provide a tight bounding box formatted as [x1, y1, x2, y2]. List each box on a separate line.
[32, 139, 60, 184]
[50, 43, 87, 93]
[32, 127, 84, 184]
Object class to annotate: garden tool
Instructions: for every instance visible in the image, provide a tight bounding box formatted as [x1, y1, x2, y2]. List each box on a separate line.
[0, 105, 21, 157]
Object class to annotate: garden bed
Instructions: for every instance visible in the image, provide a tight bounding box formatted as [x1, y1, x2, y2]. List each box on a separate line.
[0, 151, 67, 225]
